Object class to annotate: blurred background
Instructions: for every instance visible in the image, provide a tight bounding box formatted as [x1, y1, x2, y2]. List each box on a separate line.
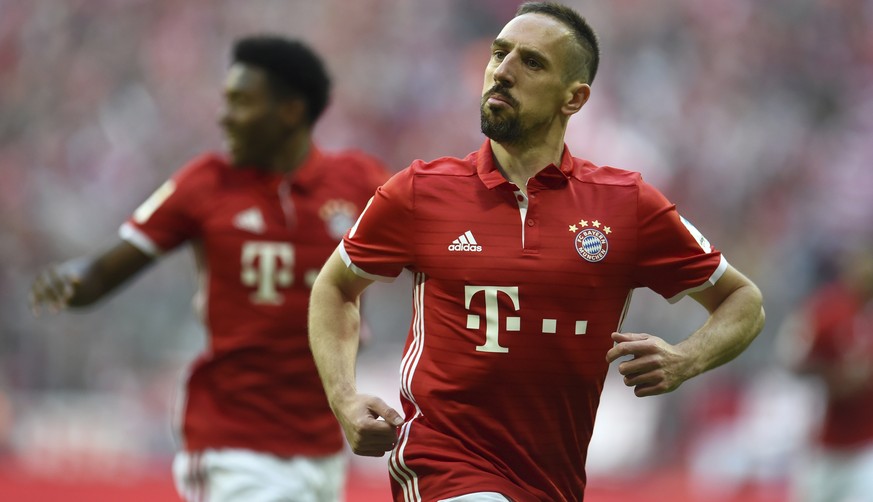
[2, 0, 872, 500]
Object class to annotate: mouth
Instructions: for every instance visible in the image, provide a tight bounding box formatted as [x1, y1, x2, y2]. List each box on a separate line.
[484, 90, 515, 109]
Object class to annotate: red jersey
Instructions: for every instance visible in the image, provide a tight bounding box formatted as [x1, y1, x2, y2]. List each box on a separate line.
[799, 282, 873, 449]
[120, 147, 388, 457]
[341, 141, 724, 501]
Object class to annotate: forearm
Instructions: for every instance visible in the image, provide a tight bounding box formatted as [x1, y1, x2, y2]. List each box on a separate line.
[62, 256, 109, 307]
[679, 282, 765, 378]
[308, 272, 364, 411]
[66, 248, 151, 307]
[31, 241, 151, 315]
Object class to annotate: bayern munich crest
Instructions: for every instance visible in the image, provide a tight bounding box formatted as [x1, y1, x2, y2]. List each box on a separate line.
[569, 218, 611, 263]
[319, 199, 358, 240]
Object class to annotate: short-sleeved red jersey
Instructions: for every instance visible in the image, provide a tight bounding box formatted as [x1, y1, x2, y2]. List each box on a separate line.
[121, 147, 388, 456]
[798, 282, 873, 449]
[341, 141, 725, 501]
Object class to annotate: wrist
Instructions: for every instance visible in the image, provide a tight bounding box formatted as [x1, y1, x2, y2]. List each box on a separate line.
[327, 385, 357, 414]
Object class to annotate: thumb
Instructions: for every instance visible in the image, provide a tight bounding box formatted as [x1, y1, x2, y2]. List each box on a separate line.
[606, 332, 646, 363]
[611, 331, 646, 343]
[65, 275, 82, 297]
[370, 398, 404, 426]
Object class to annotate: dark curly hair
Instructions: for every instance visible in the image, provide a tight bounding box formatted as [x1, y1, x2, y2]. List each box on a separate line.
[232, 35, 332, 125]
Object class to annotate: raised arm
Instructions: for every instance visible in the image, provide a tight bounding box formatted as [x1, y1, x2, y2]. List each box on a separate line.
[308, 249, 404, 456]
[30, 239, 154, 315]
[606, 264, 765, 397]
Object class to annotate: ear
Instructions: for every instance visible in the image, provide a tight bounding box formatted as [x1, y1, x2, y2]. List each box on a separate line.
[562, 82, 590, 116]
[279, 98, 307, 127]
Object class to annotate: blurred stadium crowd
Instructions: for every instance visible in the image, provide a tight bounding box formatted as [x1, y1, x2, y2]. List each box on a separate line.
[1, 0, 871, 499]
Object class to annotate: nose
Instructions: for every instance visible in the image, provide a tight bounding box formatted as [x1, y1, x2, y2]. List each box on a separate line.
[492, 53, 516, 88]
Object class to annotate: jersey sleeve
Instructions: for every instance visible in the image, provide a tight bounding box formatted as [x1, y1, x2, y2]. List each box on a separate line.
[633, 179, 726, 303]
[119, 155, 209, 256]
[339, 165, 415, 281]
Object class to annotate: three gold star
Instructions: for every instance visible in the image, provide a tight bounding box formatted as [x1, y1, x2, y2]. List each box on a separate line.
[569, 218, 613, 234]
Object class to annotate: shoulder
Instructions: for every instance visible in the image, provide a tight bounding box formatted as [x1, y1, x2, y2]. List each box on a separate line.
[378, 153, 475, 190]
[571, 159, 680, 221]
[319, 149, 392, 193]
[571, 158, 644, 187]
[324, 149, 383, 169]
[380, 155, 474, 199]
[572, 158, 673, 206]
[408, 153, 476, 177]
[172, 152, 232, 189]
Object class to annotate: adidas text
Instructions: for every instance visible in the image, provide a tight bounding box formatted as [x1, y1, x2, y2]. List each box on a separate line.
[448, 243, 483, 252]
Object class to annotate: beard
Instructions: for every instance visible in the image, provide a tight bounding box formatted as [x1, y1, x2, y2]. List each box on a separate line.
[480, 86, 525, 144]
[226, 120, 292, 169]
[481, 107, 525, 144]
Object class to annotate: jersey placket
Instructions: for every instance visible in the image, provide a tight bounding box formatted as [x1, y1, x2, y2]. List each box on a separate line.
[517, 185, 541, 254]
[277, 178, 297, 229]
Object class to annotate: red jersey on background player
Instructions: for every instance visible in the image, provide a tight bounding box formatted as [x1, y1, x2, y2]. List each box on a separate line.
[30, 36, 388, 502]
[308, 3, 764, 502]
[778, 245, 873, 502]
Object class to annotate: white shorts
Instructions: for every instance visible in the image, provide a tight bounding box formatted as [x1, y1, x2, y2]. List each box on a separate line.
[439, 493, 511, 502]
[792, 444, 873, 502]
[173, 448, 347, 502]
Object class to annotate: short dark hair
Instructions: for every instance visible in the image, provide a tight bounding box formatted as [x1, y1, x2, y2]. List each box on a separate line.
[232, 35, 331, 124]
[515, 2, 600, 84]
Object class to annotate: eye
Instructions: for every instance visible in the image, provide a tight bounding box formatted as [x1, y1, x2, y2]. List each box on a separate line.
[525, 58, 542, 69]
[226, 92, 253, 107]
[492, 50, 507, 61]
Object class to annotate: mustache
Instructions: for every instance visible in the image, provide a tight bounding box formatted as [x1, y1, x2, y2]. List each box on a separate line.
[483, 85, 518, 107]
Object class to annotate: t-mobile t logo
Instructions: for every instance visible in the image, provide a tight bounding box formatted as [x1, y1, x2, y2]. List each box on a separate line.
[464, 285, 520, 353]
[241, 241, 294, 305]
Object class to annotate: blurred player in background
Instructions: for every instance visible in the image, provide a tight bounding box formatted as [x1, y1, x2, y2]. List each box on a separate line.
[308, 2, 764, 501]
[778, 244, 873, 502]
[29, 35, 388, 502]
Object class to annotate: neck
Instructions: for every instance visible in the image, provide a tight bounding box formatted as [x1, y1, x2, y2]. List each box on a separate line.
[268, 129, 312, 174]
[490, 130, 565, 193]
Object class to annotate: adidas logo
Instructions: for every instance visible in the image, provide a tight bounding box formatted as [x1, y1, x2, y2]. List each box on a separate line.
[233, 207, 266, 234]
[448, 230, 483, 252]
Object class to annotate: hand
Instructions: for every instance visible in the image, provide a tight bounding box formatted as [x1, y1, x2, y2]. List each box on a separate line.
[29, 264, 80, 317]
[605, 332, 691, 397]
[333, 393, 404, 457]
